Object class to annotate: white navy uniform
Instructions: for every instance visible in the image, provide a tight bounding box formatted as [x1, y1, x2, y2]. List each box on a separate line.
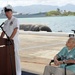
[3, 16, 21, 75]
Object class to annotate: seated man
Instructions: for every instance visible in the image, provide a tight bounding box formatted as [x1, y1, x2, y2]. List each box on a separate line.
[43, 38, 75, 75]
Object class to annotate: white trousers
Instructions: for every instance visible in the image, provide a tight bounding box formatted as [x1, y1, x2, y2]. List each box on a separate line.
[14, 41, 21, 75]
[15, 50, 21, 75]
[43, 65, 75, 75]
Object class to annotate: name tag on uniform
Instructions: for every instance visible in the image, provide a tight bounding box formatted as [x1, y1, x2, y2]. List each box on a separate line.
[10, 21, 13, 26]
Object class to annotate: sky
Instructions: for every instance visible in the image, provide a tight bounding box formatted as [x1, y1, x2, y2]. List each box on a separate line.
[0, 0, 75, 7]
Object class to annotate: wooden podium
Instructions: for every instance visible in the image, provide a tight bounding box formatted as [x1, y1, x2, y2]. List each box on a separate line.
[0, 38, 16, 75]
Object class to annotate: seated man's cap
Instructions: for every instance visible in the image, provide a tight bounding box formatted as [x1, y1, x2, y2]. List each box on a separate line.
[4, 5, 13, 12]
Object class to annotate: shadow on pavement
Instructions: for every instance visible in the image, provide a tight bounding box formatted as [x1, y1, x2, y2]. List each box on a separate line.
[22, 71, 38, 75]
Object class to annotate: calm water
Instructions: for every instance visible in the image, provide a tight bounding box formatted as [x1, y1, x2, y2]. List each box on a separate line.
[0, 16, 75, 33]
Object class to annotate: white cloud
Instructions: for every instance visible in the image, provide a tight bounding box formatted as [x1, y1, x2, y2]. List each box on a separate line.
[0, 0, 75, 7]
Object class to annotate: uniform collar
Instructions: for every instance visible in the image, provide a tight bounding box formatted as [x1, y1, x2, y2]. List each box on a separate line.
[8, 16, 14, 21]
[66, 46, 75, 52]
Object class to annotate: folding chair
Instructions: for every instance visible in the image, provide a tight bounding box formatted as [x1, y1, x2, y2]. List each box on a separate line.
[69, 30, 75, 37]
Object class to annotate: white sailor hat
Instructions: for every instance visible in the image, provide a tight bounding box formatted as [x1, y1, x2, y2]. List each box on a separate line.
[4, 5, 13, 12]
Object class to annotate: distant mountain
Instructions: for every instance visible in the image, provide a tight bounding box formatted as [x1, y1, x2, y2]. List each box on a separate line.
[60, 4, 75, 11]
[13, 5, 58, 14]
[0, 4, 75, 14]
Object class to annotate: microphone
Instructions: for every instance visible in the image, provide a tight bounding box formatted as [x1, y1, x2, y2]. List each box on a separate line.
[0, 22, 4, 27]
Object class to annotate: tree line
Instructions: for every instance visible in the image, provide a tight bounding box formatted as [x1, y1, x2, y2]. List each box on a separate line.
[46, 8, 75, 16]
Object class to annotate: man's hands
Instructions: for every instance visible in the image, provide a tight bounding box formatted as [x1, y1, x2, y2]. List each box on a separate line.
[54, 58, 63, 66]
[52, 55, 75, 66]
[54, 55, 63, 66]
[0, 32, 5, 38]
[64, 59, 75, 64]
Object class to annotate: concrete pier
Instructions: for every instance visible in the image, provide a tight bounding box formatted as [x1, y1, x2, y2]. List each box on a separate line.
[19, 31, 70, 74]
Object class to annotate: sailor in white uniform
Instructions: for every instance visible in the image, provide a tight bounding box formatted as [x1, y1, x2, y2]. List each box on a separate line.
[0, 5, 21, 75]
